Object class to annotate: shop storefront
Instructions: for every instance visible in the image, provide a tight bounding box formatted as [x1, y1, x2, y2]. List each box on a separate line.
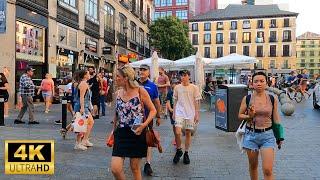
[56, 23, 78, 82]
[15, 20, 46, 80]
[56, 47, 78, 82]
[82, 37, 99, 69]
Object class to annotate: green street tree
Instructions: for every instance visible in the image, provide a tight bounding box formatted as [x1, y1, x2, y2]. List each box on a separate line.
[149, 16, 195, 60]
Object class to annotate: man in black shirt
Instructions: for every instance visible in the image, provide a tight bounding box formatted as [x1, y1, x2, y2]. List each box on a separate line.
[88, 67, 100, 119]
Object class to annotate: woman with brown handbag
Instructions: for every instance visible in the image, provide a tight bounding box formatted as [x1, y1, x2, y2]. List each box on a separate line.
[111, 65, 156, 180]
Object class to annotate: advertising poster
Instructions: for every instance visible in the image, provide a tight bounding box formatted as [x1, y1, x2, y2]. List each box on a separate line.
[16, 21, 45, 62]
[0, 0, 6, 33]
[215, 88, 228, 130]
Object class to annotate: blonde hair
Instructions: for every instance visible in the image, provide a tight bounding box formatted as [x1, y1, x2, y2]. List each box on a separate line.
[118, 65, 139, 88]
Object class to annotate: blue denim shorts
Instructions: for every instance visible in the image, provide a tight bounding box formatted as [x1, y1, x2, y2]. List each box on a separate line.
[243, 128, 276, 151]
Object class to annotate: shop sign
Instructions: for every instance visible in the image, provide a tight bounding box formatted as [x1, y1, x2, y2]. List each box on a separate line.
[103, 47, 112, 55]
[85, 38, 97, 53]
[128, 53, 137, 62]
[118, 54, 128, 62]
[0, 0, 6, 33]
[16, 21, 45, 62]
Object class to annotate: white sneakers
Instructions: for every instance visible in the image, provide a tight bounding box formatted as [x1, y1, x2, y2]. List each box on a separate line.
[74, 140, 93, 151]
[82, 140, 93, 147]
[74, 143, 87, 151]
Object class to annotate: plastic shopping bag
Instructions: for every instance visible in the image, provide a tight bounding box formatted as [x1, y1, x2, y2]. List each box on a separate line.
[73, 112, 88, 133]
[235, 120, 247, 153]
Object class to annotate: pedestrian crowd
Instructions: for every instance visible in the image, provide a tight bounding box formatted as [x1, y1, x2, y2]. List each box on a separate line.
[2, 60, 291, 180]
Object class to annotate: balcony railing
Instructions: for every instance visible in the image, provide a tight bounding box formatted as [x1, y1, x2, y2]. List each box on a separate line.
[283, 38, 292, 42]
[269, 53, 277, 57]
[192, 41, 199, 45]
[140, 11, 147, 24]
[138, 45, 145, 55]
[256, 53, 264, 57]
[145, 48, 151, 57]
[229, 39, 237, 44]
[120, 0, 132, 10]
[104, 28, 116, 45]
[282, 52, 291, 57]
[216, 40, 223, 44]
[256, 37, 264, 43]
[118, 32, 127, 48]
[131, 1, 139, 17]
[269, 37, 277, 42]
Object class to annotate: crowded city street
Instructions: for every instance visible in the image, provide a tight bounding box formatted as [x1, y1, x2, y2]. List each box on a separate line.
[0, 96, 319, 179]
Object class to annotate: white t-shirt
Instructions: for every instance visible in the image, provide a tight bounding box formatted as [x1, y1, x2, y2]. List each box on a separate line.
[173, 84, 201, 120]
[65, 82, 72, 93]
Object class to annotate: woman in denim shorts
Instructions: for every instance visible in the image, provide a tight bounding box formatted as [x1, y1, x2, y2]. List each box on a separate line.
[238, 72, 283, 180]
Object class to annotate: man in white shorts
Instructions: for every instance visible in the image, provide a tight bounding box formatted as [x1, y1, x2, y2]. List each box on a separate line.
[173, 70, 201, 164]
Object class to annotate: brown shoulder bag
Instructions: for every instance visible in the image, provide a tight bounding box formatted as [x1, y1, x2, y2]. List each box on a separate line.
[139, 87, 163, 153]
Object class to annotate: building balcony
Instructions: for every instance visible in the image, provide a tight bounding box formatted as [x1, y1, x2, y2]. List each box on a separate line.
[282, 52, 291, 57]
[269, 37, 277, 42]
[242, 24, 251, 29]
[131, 3, 140, 18]
[269, 53, 277, 57]
[204, 41, 212, 44]
[145, 48, 151, 57]
[229, 39, 237, 44]
[192, 41, 199, 45]
[216, 41, 223, 44]
[140, 11, 147, 24]
[270, 24, 277, 28]
[242, 40, 251, 43]
[120, 0, 132, 10]
[104, 28, 116, 45]
[283, 39, 292, 42]
[138, 45, 145, 55]
[256, 53, 264, 57]
[256, 37, 264, 43]
[118, 32, 127, 48]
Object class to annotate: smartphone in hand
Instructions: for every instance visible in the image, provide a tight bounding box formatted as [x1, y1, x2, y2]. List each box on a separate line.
[131, 124, 141, 133]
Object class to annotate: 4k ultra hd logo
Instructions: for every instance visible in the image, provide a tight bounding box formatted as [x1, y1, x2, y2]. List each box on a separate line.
[5, 140, 54, 174]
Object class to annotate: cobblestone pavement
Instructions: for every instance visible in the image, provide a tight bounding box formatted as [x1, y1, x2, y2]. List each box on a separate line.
[0, 96, 320, 180]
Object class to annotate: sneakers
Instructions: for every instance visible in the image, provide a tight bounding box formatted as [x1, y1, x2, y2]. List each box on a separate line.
[28, 121, 40, 124]
[183, 152, 190, 164]
[173, 149, 183, 164]
[14, 119, 25, 124]
[82, 140, 93, 147]
[74, 143, 87, 151]
[45, 110, 49, 113]
[143, 162, 153, 176]
[55, 120, 62, 125]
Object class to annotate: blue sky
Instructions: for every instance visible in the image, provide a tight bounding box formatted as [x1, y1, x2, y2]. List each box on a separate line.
[221, 0, 320, 36]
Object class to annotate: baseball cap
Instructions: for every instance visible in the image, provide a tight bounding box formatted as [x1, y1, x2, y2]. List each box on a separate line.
[179, 70, 190, 76]
[139, 64, 150, 70]
[26, 67, 36, 72]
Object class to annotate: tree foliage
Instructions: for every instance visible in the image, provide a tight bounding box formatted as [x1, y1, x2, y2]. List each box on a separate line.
[149, 16, 195, 60]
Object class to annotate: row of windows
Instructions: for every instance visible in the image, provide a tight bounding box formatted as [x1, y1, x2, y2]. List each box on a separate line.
[154, 11, 173, 20]
[201, 45, 291, 58]
[299, 51, 320, 57]
[299, 59, 320, 63]
[154, 10, 188, 20]
[105, 3, 149, 46]
[191, 18, 291, 31]
[191, 31, 292, 45]
[155, 0, 188, 7]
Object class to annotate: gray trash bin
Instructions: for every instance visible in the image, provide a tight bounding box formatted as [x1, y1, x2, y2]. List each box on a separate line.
[215, 84, 248, 132]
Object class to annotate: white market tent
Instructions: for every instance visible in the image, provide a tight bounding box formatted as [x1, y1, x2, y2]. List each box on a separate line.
[173, 55, 213, 69]
[130, 56, 174, 68]
[207, 53, 258, 68]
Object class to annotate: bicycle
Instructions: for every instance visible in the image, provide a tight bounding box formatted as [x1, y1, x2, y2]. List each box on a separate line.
[281, 85, 311, 103]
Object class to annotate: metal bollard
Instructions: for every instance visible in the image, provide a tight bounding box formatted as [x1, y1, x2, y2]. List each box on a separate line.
[61, 96, 68, 130]
[0, 95, 4, 126]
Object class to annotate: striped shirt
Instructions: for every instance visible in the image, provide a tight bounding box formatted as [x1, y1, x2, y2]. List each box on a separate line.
[19, 74, 35, 96]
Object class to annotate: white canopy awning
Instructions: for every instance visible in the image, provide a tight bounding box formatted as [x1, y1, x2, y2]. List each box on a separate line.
[130, 57, 174, 68]
[207, 53, 258, 68]
[174, 55, 214, 67]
